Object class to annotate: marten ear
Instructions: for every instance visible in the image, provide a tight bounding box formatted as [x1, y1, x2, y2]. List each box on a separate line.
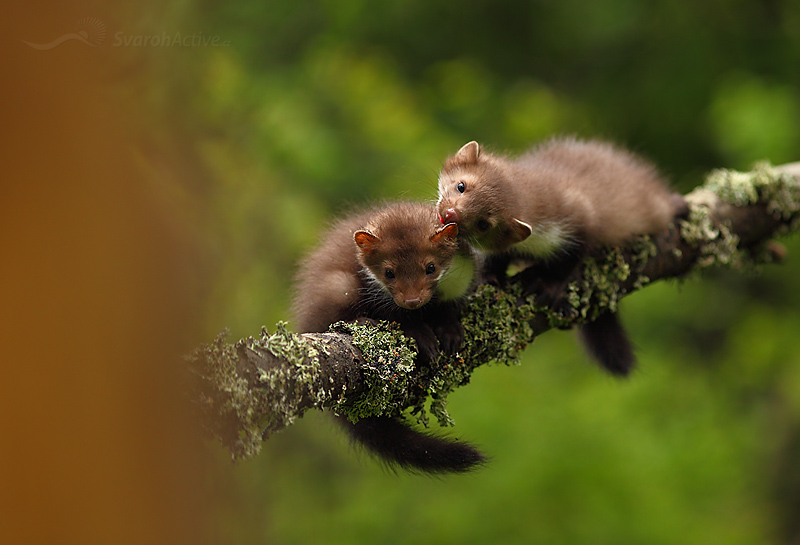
[430, 222, 458, 244]
[354, 230, 381, 254]
[455, 141, 480, 164]
[509, 218, 532, 243]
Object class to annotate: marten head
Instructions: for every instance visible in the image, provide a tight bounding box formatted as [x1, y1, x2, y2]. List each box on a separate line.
[354, 203, 460, 310]
[437, 141, 531, 252]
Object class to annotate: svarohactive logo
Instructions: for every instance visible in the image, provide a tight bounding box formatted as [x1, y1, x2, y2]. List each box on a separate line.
[23, 17, 106, 50]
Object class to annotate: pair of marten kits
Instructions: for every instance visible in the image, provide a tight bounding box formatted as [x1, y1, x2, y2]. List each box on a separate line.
[292, 137, 686, 473]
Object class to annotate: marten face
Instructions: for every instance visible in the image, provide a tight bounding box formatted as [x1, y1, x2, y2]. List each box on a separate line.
[360, 247, 449, 309]
[437, 169, 497, 245]
[437, 142, 527, 253]
[354, 207, 460, 310]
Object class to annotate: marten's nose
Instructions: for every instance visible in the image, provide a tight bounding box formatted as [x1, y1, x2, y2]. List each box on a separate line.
[404, 297, 422, 309]
[442, 208, 459, 223]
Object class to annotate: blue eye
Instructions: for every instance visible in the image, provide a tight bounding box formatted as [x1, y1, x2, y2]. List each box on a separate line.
[456, 181, 465, 193]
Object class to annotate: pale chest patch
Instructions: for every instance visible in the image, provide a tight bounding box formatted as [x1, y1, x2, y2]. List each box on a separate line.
[514, 221, 570, 257]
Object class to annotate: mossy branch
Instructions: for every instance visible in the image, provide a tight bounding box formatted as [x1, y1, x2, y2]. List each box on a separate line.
[187, 162, 800, 461]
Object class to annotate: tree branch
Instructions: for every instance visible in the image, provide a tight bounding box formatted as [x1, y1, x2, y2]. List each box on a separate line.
[187, 162, 800, 461]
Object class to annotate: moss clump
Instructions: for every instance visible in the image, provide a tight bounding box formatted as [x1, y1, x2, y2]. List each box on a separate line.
[335, 321, 417, 423]
[564, 247, 630, 323]
[547, 236, 658, 328]
[245, 322, 327, 443]
[704, 168, 761, 206]
[681, 189, 744, 270]
[263, 322, 318, 369]
[188, 330, 265, 461]
[189, 323, 331, 462]
[704, 162, 799, 213]
[705, 162, 800, 221]
[629, 234, 660, 290]
[683, 163, 800, 272]
[462, 283, 536, 365]
[423, 284, 536, 427]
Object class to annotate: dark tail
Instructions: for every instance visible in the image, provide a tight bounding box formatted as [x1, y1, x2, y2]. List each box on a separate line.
[336, 415, 486, 473]
[578, 310, 635, 376]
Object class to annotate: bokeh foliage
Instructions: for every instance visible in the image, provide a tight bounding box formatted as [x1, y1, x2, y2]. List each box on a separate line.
[146, 0, 800, 542]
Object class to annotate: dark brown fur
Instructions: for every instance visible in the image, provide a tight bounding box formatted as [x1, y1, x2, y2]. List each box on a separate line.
[291, 201, 485, 473]
[292, 202, 466, 357]
[437, 137, 686, 376]
[438, 137, 684, 254]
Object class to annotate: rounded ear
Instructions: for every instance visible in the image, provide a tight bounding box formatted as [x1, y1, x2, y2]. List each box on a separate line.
[455, 141, 480, 164]
[430, 222, 459, 244]
[509, 218, 532, 243]
[354, 230, 381, 253]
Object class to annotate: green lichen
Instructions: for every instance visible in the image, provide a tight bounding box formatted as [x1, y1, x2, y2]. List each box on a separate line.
[706, 162, 800, 219]
[424, 284, 537, 427]
[757, 163, 800, 220]
[462, 283, 535, 364]
[263, 321, 318, 368]
[189, 322, 333, 462]
[335, 321, 417, 422]
[704, 162, 790, 209]
[704, 168, 761, 206]
[574, 248, 628, 318]
[557, 241, 655, 326]
[631, 233, 660, 267]
[629, 236, 657, 291]
[244, 322, 328, 441]
[680, 189, 744, 270]
[188, 330, 264, 461]
[682, 162, 800, 272]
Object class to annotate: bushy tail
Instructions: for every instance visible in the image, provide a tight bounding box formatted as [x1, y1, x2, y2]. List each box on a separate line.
[578, 310, 635, 376]
[337, 415, 486, 473]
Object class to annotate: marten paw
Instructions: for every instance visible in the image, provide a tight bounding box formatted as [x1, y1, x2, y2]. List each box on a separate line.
[479, 255, 510, 287]
[405, 323, 441, 363]
[546, 296, 579, 328]
[433, 321, 465, 355]
[530, 280, 567, 308]
[519, 269, 566, 304]
[480, 270, 503, 287]
[353, 316, 380, 327]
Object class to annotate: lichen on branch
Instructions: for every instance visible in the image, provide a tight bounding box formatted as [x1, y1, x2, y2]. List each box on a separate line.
[187, 161, 800, 462]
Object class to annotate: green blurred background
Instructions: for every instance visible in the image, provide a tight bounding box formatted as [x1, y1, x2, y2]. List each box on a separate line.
[142, 1, 800, 543]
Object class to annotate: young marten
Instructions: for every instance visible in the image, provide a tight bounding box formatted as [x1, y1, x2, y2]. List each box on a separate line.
[437, 137, 686, 376]
[292, 201, 485, 473]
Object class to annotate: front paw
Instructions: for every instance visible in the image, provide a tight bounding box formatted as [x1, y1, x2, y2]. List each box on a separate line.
[353, 316, 380, 327]
[480, 268, 506, 287]
[479, 254, 511, 287]
[433, 321, 465, 355]
[406, 323, 440, 363]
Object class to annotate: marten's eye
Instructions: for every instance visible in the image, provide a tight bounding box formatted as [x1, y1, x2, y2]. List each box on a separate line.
[476, 219, 490, 232]
[456, 181, 466, 193]
[384, 269, 395, 279]
[425, 263, 436, 275]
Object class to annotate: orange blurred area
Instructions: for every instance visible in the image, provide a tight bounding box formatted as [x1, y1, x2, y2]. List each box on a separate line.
[0, 3, 210, 544]
[5, 1, 800, 543]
